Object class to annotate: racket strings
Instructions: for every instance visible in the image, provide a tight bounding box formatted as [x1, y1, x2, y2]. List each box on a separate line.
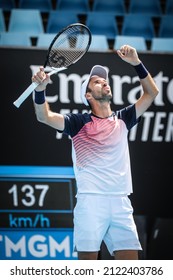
[47, 25, 91, 68]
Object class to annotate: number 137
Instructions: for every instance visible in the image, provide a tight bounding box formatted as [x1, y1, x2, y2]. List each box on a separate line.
[8, 184, 49, 207]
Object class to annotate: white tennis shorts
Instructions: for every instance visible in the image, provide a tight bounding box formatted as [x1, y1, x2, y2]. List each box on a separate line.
[73, 193, 142, 256]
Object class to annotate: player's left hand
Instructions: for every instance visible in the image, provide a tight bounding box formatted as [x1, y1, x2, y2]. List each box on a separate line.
[117, 45, 141, 66]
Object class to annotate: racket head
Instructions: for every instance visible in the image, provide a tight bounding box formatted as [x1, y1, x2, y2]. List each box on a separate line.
[44, 23, 92, 69]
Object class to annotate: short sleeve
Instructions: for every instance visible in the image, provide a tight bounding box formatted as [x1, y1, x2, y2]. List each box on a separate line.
[61, 113, 91, 137]
[117, 104, 141, 130]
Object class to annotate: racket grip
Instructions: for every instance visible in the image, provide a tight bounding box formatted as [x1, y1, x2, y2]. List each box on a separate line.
[13, 67, 67, 108]
[13, 82, 38, 108]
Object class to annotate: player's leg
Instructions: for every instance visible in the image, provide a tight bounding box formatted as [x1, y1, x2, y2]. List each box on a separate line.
[78, 252, 98, 260]
[114, 250, 139, 260]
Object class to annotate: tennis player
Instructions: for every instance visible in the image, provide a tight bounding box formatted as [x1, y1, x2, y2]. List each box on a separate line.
[32, 45, 159, 260]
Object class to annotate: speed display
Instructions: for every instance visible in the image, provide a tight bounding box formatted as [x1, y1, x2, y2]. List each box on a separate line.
[0, 166, 77, 259]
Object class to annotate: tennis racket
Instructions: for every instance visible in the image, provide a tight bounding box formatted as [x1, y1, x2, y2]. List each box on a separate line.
[13, 23, 92, 108]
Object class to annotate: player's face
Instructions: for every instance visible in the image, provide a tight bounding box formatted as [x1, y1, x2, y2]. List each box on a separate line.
[88, 76, 112, 102]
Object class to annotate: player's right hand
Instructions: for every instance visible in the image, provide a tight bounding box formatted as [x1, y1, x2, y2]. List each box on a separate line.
[32, 66, 50, 91]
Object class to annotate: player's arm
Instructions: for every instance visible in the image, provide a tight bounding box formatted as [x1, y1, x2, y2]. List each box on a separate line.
[117, 45, 159, 119]
[133, 72, 159, 119]
[32, 66, 65, 131]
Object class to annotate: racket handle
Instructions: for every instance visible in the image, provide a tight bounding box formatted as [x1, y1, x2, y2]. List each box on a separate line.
[13, 67, 67, 108]
[13, 82, 38, 108]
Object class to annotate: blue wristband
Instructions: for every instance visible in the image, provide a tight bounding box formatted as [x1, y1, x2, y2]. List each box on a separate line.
[134, 62, 148, 79]
[34, 90, 45, 104]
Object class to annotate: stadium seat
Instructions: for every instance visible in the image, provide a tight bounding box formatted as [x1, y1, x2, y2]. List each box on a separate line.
[86, 12, 119, 40]
[0, 32, 31, 46]
[147, 218, 173, 260]
[55, 0, 90, 13]
[128, 0, 162, 16]
[151, 38, 173, 52]
[0, 0, 16, 11]
[37, 33, 57, 47]
[165, 0, 173, 14]
[92, 0, 126, 15]
[46, 11, 79, 33]
[121, 14, 155, 40]
[8, 9, 44, 36]
[158, 15, 173, 37]
[87, 35, 109, 52]
[18, 0, 52, 12]
[0, 9, 5, 32]
[114, 35, 147, 51]
[37, 33, 71, 49]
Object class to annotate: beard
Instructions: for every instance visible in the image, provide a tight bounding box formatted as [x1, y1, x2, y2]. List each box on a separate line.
[91, 90, 112, 103]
